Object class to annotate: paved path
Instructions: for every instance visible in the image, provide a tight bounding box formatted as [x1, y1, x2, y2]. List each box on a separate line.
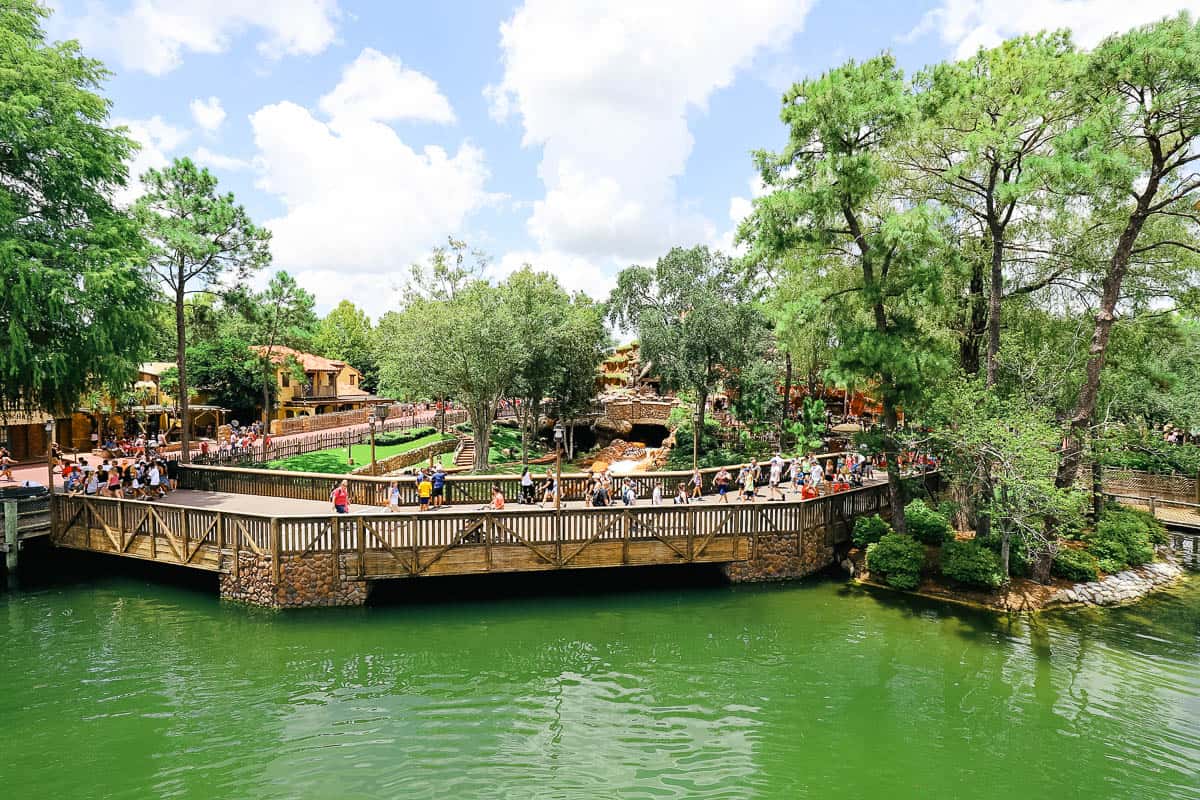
[61, 474, 891, 517]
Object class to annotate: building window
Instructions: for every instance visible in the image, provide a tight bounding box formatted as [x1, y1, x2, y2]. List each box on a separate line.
[349, 374, 356, 386]
[280, 373, 289, 388]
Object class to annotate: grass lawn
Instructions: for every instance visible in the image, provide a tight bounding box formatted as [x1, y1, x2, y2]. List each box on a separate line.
[484, 424, 550, 464]
[267, 432, 455, 474]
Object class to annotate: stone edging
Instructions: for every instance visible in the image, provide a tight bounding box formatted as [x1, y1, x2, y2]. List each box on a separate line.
[1049, 555, 1184, 608]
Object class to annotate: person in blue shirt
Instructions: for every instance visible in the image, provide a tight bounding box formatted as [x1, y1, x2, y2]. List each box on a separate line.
[431, 466, 447, 509]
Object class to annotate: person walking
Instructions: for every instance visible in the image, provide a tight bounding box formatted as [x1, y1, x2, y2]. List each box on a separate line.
[714, 466, 731, 503]
[520, 467, 535, 505]
[690, 469, 703, 501]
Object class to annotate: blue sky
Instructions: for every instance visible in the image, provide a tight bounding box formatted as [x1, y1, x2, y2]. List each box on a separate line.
[44, 0, 1200, 317]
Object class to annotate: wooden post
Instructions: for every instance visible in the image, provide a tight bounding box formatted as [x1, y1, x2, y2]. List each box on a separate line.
[622, 510, 631, 564]
[216, 512, 225, 571]
[355, 516, 365, 578]
[687, 506, 695, 562]
[271, 517, 282, 585]
[4, 500, 18, 587]
[1149, 496, 1158, 518]
[181, 508, 189, 563]
[116, 501, 125, 552]
[484, 516, 492, 571]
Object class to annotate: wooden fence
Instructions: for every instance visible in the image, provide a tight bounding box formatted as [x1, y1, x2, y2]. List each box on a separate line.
[193, 410, 467, 467]
[1100, 468, 1199, 504]
[178, 451, 873, 508]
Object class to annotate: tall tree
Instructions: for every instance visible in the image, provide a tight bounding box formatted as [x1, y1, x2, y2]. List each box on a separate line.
[136, 158, 270, 460]
[907, 33, 1079, 382]
[251, 271, 316, 426]
[0, 0, 154, 416]
[739, 55, 949, 532]
[1055, 14, 1200, 487]
[376, 246, 522, 471]
[607, 246, 766, 439]
[501, 266, 575, 465]
[550, 297, 610, 459]
[314, 300, 377, 391]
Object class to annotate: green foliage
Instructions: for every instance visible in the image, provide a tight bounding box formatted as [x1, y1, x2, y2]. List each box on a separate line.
[266, 432, 452, 475]
[866, 533, 925, 590]
[0, 0, 155, 413]
[852, 514, 893, 548]
[975, 530, 1031, 577]
[607, 245, 769, 432]
[185, 337, 260, 418]
[315, 301, 377, 391]
[941, 540, 1005, 589]
[785, 397, 827, 452]
[904, 499, 953, 545]
[373, 427, 436, 447]
[1085, 506, 1162, 572]
[1052, 548, 1100, 582]
[1098, 425, 1200, 475]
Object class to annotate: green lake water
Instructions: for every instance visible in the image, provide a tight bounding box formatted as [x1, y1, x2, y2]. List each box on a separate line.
[2, 564, 1198, 799]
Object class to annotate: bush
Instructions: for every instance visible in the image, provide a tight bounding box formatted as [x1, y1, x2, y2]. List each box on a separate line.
[852, 514, 893, 548]
[1086, 507, 1158, 572]
[975, 531, 1031, 577]
[1051, 547, 1099, 582]
[374, 426, 437, 447]
[904, 499, 953, 545]
[866, 533, 925, 590]
[941, 539, 1005, 589]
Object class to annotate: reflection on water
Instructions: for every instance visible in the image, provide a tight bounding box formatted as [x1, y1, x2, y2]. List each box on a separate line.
[2, 565, 1198, 799]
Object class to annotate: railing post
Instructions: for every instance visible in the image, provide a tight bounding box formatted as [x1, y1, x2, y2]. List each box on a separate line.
[116, 501, 125, 552]
[1149, 496, 1158, 518]
[622, 510, 631, 564]
[271, 518, 282, 585]
[216, 512, 225, 568]
[687, 505, 695, 561]
[356, 516, 365, 578]
[181, 508, 189, 563]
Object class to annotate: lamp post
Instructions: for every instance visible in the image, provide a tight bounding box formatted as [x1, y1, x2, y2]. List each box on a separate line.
[44, 419, 55, 491]
[371, 404, 388, 475]
[553, 422, 565, 512]
[692, 409, 701, 472]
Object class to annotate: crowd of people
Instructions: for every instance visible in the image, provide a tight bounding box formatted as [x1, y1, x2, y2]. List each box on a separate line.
[59, 454, 179, 500]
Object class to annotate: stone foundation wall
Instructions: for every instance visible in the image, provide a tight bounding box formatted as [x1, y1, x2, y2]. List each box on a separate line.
[723, 526, 836, 583]
[219, 552, 369, 608]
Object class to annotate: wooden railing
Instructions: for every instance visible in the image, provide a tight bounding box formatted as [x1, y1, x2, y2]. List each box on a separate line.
[51, 478, 901, 579]
[1101, 468, 1199, 505]
[178, 451, 877, 507]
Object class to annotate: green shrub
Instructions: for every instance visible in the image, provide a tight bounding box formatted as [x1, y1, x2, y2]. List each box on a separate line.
[866, 533, 925, 590]
[1086, 507, 1157, 572]
[1052, 548, 1099, 582]
[852, 514, 893, 548]
[904, 499, 953, 545]
[374, 426, 436, 446]
[941, 539, 1005, 589]
[936, 500, 959, 525]
[975, 531, 1031, 577]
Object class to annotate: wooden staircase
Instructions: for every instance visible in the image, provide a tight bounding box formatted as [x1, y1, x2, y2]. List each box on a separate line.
[454, 431, 475, 468]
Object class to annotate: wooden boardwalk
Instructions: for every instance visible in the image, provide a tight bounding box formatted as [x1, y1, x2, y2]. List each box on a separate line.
[51, 480, 896, 580]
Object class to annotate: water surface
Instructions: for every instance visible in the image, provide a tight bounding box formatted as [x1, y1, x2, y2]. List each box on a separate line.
[3, 565, 1198, 799]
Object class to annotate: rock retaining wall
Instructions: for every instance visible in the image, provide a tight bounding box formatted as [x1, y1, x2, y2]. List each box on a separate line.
[723, 526, 836, 583]
[350, 437, 457, 476]
[1049, 556, 1184, 608]
[219, 553, 369, 608]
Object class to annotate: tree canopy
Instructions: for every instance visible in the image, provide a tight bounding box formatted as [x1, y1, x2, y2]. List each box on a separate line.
[0, 0, 155, 416]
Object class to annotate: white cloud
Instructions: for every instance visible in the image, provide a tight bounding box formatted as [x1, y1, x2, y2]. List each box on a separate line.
[54, 0, 341, 76]
[189, 96, 226, 132]
[490, 249, 615, 303]
[908, 0, 1200, 58]
[113, 115, 188, 205]
[193, 146, 251, 171]
[249, 100, 490, 316]
[711, 174, 769, 255]
[487, 0, 813, 260]
[318, 48, 455, 124]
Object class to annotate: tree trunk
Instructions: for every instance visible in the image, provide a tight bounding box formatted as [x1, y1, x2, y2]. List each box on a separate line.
[470, 401, 492, 473]
[998, 483, 1010, 578]
[985, 231, 1004, 387]
[175, 280, 190, 463]
[520, 402, 529, 467]
[1055, 169, 1159, 488]
[960, 256, 986, 375]
[881, 394, 906, 535]
[261, 366, 272, 430]
[781, 350, 792, 444]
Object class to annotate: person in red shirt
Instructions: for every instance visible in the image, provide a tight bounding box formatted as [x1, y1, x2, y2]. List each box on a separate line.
[331, 480, 350, 514]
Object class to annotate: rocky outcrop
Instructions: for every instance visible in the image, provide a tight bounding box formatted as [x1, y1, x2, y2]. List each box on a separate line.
[1049, 557, 1184, 608]
[723, 526, 836, 583]
[219, 552, 369, 608]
